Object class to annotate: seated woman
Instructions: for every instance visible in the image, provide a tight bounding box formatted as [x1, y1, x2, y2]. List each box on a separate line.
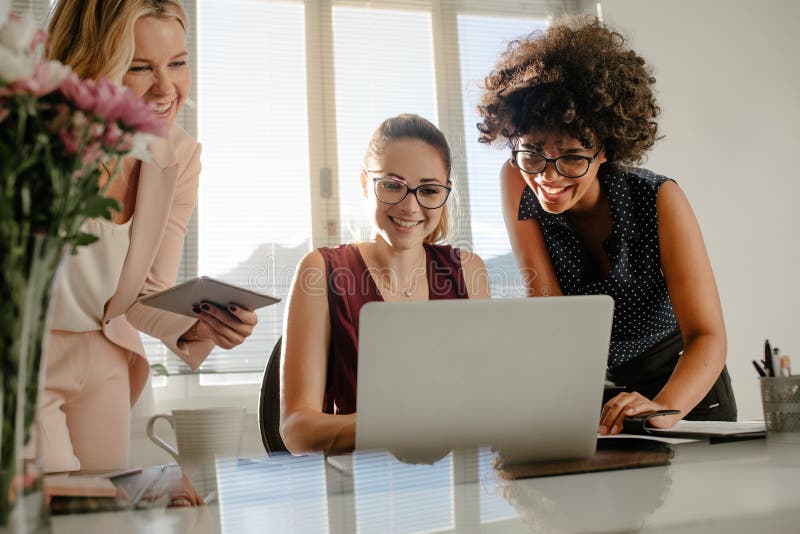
[280, 114, 490, 455]
[477, 18, 736, 435]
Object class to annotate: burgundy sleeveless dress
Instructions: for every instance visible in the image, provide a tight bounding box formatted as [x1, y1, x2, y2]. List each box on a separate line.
[317, 243, 468, 415]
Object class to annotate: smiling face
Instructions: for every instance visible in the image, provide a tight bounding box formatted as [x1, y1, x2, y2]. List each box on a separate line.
[516, 131, 607, 214]
[362, 138, 450, 251]
[122, 16, 190, 126]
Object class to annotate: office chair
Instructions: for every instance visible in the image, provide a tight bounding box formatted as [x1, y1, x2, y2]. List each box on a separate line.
[258, 336, 289, 455]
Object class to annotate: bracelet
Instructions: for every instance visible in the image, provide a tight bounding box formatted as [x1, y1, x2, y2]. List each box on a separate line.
[190, 321, 209, 342]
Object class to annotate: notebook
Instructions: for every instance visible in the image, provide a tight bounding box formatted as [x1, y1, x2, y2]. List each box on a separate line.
[44, 475, 117, 498]
[44, 475, 120, 515]
[355, 295, 615, 464]
[622, 412, 766, 443]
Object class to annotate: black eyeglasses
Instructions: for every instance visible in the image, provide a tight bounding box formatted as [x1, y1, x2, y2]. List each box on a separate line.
[372, 178, 452, 209]
[510, 146, 603, 178]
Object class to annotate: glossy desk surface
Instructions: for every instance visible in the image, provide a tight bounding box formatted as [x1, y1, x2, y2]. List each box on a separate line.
[52, 436, 800, 533]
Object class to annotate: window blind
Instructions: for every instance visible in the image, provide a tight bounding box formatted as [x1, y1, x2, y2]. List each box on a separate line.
[21, 0, 577, 376]
[332, 4, 439, 243]
[10, 0, 50, 26]
[145, 0, 313, 376]
[457, 13, 550, 298]
[132, 0, 574, 376]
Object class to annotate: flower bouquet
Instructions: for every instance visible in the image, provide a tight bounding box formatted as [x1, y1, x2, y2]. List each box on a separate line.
[0, 7, 163, 531]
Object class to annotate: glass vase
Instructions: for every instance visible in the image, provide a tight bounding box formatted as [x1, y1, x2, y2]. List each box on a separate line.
[1, 233, 65, 534]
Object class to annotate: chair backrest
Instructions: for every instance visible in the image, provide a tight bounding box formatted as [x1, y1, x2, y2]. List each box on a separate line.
[259, 336, 288, 455]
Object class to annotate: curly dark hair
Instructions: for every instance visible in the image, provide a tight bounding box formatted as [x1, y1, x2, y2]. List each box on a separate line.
[477, 17, 660, 167]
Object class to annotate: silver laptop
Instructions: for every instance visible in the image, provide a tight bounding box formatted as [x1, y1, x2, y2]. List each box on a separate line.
[355, 295, 614, 464]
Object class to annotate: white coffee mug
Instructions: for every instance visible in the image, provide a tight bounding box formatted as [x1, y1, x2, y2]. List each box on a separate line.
[146, 407, 246, 469]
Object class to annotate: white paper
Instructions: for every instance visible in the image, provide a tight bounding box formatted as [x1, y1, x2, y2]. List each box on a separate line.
[647, 420, 765, 436]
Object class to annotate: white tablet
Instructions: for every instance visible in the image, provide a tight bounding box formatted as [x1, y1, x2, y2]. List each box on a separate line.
[138, 276, 280, 318]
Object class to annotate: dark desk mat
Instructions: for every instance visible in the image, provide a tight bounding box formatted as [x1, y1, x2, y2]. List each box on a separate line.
[495, 437, 673, 480]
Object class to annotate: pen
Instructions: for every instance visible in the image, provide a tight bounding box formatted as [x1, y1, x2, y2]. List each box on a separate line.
[764, 339, 774, 377]
[752, 360, 767, 377]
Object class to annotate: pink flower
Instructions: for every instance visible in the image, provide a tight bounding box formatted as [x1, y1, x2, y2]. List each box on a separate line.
[95, 78, 165, 137]
[58, 73, 97, 112]
[71, 110, 88, 128]
[89, 121, 104, 139]
[90, 77, 125, 121]
[0, 9, 171, 257]
[104, 122, 123, 147]
[120, 98, 166, 137]
[58, 75, 165, 138]
[81, 141, 102, 165]
[59, 128, 79, 154]
[118, 132, 135, 152]
[8, 60, 72, 96]
[28, 28, 46, 53]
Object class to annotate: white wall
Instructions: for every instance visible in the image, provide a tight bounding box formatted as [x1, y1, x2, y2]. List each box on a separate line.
[595, 0, 800, 419]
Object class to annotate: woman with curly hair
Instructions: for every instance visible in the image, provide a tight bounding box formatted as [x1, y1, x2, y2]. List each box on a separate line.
[477, 17, 735, 434]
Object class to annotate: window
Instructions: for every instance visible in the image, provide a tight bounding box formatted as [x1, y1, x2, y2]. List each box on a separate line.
[153, 0, 568, 393]
[194, 0, 311, 379]
[15, 1, 577, 395]
[332, 5, 438, 241]
[457, 13, 548, 298]
[10, 0, 51, 26]
[145, 1, 313, 386]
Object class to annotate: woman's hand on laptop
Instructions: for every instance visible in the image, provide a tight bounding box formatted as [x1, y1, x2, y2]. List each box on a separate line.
[599, 392, 680, 435]
[184, 302, 258, 349]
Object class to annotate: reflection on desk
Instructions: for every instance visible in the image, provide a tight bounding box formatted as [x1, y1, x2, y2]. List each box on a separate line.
[52, 439, 800, 534]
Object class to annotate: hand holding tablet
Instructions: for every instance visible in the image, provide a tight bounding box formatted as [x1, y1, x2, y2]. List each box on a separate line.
[138, 277, 280, 349]
[138, 276, 280, 318]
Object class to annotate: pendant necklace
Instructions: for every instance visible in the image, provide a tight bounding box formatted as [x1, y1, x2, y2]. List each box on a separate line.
[377, 248, 426, 298]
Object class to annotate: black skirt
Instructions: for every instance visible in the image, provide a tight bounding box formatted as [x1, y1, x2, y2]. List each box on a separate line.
[603, 329, 737, 421]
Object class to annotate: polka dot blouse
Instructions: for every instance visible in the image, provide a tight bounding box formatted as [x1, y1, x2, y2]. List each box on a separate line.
[518, 168, 680, 368]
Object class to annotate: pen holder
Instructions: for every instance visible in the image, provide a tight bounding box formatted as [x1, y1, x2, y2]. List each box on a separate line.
[759, 376, 800, 433]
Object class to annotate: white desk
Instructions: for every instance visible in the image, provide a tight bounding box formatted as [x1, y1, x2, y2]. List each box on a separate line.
[52, 437, 800, 533]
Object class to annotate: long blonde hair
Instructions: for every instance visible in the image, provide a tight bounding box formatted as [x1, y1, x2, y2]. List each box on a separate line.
[47, 0, 188, 82]
[364, 114, 452, 244]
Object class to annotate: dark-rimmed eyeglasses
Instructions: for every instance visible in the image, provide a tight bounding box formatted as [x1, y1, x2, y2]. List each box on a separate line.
[510, 146, 603, 178]
[372, 178, 452, 209]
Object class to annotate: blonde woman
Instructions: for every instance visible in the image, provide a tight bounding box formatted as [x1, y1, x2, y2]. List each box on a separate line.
[281, 114, 490, 455]
[41, 0, 257, 472]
